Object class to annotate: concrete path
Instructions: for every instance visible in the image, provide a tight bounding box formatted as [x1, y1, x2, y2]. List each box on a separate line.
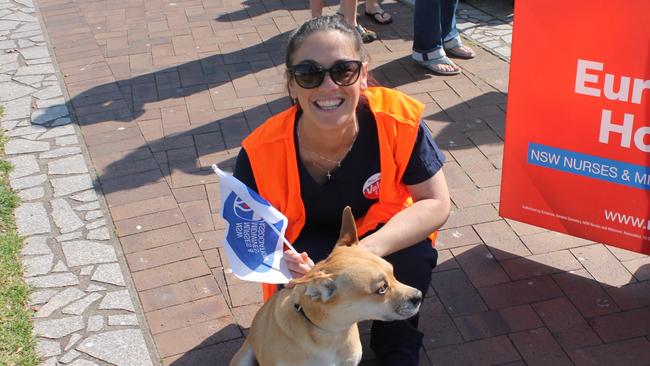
[1, 0, 649, 365]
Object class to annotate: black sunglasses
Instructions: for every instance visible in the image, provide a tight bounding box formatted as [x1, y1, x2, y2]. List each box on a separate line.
[288, 60, 363, 89]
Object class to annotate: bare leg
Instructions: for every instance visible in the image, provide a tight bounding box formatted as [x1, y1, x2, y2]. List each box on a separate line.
[310, 0, 324, 17]
[338, 0, 377, 43]
[364, 0, 391, 22]
[365, 0, 379, 12]
[339, 0, 358, 26]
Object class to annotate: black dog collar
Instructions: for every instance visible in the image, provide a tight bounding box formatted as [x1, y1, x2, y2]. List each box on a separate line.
[293, 303, 327, 331]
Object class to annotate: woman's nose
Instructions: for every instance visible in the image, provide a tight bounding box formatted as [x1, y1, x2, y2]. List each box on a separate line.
[318, 71, 339, 89]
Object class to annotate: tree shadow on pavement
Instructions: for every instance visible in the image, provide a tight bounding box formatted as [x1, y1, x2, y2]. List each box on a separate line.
[34, 31, 501, 198]
[59, 30, 290, 126]
[167, 245, 650, 365]
[33, 1, 504, 197]
[162, 324, 243, 365]
[92, 87, 505, 196]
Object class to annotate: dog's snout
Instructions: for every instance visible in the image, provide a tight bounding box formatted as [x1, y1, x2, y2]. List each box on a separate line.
[409, 290, 422, 307]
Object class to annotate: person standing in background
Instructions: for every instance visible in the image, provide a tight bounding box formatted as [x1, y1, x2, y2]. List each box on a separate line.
[309, 0, 379, 43]
[412, 0, 475, 75]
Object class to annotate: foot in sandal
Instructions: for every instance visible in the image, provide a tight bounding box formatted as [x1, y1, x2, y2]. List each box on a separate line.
[364, 0, 392, 24]
[364, 8, 392, 24]
[445, 44, 475, 59]
[413, 55, 461, 75]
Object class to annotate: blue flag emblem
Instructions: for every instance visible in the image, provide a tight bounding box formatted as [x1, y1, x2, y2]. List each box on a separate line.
[223, 193, 284, 272]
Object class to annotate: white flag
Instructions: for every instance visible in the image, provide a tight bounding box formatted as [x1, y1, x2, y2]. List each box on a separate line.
[212, 165, 292, 284]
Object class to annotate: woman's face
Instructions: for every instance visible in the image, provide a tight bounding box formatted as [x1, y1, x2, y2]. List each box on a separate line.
[289, 30, 368, 131]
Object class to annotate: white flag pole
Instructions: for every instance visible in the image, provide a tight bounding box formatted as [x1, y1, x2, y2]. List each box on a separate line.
[273, 228, 298, 254]
[212, 164, 298, 254]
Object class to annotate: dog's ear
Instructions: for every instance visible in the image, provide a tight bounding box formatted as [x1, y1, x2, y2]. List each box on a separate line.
[293, 270, 336, 302]
[335, 206, 358, 247]
[305, 276, 337, 302]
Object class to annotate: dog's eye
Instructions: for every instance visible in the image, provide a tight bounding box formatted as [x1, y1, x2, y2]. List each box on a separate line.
[376, 282, 388, 295]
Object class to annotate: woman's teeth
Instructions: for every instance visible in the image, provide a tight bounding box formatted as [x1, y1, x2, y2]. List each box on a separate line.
[314, 99, 344, 110]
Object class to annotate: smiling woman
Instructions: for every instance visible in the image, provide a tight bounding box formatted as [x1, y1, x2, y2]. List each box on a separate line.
[231, 15, 451, 365]
[285, 23, 367, 170]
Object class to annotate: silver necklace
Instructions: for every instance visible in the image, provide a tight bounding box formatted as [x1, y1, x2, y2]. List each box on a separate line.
[298, 123, 358, 180]
[305, 157, 335, 179]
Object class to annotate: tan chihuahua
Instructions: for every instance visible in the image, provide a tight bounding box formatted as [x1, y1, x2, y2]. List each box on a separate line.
[230, 207, 423, 366]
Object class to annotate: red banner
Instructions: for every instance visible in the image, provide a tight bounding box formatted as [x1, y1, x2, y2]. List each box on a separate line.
[500, 1, 650, 254]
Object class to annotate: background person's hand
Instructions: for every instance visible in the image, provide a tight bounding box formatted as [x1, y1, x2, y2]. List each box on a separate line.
[283, 250, 314, 287]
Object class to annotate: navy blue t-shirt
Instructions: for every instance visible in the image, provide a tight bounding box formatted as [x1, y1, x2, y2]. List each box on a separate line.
[234, 104, 445, 262]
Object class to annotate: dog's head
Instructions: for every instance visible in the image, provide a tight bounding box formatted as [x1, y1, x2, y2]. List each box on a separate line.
[291, 207, 422, 331]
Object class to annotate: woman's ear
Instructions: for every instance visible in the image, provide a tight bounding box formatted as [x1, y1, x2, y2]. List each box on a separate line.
[288, 86, 298, 105]
[286, 70, 295, 99]
[360, 62, 369, 89]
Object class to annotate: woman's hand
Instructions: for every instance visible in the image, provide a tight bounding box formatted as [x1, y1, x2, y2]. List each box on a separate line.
[283, 250, 315, 287]
[358, 170, 450, 257]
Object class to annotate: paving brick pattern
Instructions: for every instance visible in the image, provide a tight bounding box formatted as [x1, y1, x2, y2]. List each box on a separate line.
[2, 0, 649, 364]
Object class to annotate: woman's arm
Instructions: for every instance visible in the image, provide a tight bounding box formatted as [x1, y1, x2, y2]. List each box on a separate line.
[358, 169, 451, 257]
[284, 169, 449, 279]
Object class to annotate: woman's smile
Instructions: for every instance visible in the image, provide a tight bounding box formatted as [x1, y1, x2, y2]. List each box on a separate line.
[313, 97, 345, 111]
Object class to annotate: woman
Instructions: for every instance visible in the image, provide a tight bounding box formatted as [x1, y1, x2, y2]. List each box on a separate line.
[234, 15, 450, 365]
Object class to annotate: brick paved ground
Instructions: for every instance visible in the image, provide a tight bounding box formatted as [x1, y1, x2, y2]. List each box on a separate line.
[32, 0, 650, 364]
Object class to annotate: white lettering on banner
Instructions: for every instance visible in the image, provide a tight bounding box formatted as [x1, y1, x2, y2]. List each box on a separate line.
[603, 210, 648, 230]
[522, 204, 650, 241]
[632, 79, 650, 104]
[599, 109, 650, 151]
[562, 156, 618, 178]
[635, 126, 650, 152]
[634, 172, 650, 186]
[599, 109, 633, 148]
[574, 59, 649, 152]
[530, 148, 560, 165]
[604, 74, 631, 101]
[575, 59, 650, 104]
[575, 59, 603, 97]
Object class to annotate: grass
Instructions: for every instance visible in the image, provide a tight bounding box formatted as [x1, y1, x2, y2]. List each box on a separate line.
[0, 111, 39, 365]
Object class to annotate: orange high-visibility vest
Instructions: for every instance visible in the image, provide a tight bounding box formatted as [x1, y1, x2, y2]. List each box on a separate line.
[241, 87, 438, 301]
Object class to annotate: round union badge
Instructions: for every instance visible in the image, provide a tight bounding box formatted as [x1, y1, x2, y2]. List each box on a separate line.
[362, 173, 381, 199]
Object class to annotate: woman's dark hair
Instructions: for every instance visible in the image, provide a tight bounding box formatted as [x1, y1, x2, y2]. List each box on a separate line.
[285, 15, 367, 68]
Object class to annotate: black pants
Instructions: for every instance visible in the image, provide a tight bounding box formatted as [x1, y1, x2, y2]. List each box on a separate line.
[369, 239, 438, 366]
